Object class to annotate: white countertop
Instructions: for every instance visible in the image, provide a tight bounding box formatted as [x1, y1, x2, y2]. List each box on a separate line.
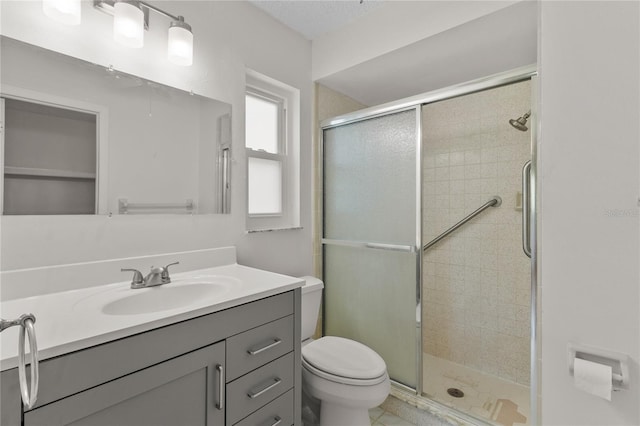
[1, 263, 303, 371]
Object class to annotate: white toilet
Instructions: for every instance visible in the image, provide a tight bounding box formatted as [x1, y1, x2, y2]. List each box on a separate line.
[300, 277, 390, 426]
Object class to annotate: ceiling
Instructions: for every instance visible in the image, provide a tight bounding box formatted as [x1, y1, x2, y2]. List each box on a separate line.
[318, 1, 537, 106]
[249, 0, 537, 107]
[248, 0, 385, 41]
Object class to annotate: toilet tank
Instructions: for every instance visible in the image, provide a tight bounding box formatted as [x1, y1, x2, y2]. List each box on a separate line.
[300, 276, 324, 341]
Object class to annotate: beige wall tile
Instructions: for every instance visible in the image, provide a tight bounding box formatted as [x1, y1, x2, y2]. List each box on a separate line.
[422, 80, 532, 386]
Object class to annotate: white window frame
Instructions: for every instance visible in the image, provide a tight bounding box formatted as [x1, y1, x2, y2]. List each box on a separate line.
[246, 88, 286, 216]
[245, 70, 300, 231]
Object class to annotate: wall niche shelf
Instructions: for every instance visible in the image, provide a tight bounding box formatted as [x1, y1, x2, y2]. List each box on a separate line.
[1, 96, 98, 215]
[4, 166, 96, 180]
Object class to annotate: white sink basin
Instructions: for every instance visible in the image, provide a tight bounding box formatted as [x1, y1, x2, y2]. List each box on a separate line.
[76, 275, 242, 316]
[102, 283, 226, 315]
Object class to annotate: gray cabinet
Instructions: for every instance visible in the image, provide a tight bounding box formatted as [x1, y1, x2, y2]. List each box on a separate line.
[1, 289, 302, 426]
[0, 367, 21, 425]
[25, 342, 225, 426]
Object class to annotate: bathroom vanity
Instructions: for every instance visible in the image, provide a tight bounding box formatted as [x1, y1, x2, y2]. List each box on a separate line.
[0, 249, 303, 426]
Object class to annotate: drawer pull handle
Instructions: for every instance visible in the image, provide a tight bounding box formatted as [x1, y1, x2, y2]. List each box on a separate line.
[269, 416, 282, 426]
[247, 378, 282, 399]
[248, 339, 282, 356]
[216, 364, 225, 410]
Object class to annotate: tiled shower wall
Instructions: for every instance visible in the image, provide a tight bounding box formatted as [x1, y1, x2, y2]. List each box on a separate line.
[422, 80, 532, 385]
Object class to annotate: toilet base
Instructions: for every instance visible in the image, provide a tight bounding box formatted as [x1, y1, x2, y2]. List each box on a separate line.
[320, 401, 371, 426]
[302, 386, 321, 426]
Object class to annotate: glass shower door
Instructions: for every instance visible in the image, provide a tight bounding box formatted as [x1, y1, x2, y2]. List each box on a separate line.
[322, 108, 420, 388]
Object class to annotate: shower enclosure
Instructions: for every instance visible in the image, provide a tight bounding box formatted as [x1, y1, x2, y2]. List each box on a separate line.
[321, 67, 537, 426]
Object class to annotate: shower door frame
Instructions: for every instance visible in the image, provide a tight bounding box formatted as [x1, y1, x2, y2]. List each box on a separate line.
[319, 64, 538, 422]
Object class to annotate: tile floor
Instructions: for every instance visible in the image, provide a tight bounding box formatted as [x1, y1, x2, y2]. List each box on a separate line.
[370, 406, 416, 426]
[422, 353, 529, 426]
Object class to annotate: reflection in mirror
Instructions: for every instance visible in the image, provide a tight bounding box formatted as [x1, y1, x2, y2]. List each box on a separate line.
[0, 36, 232, 215]
[2, 98, 98, 214]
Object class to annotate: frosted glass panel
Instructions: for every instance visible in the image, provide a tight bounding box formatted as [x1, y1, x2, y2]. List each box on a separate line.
[248, 157, 282, 215]
[323, 110, 416, 244]
[324, 244, 417, 388]
[245, 94, 278, 153]
[322, 109, 419, 388]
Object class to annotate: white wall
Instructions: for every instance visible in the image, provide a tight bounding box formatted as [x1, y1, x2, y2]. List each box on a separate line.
[311, 0, 517, 81]
[0, 1, 313, 278]
[539, 1, 640, 424]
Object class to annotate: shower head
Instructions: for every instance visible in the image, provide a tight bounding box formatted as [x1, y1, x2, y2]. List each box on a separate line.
[509, 110, 531, 132]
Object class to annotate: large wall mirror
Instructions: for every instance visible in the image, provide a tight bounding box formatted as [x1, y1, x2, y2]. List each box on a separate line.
[0, 36, 232, 216]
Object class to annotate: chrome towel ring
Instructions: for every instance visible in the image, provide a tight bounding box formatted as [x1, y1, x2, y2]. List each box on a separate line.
[0, 313, 39, 409]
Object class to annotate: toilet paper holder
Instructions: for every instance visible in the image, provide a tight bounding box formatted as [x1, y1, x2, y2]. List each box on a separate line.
[568, 343, 629, 389]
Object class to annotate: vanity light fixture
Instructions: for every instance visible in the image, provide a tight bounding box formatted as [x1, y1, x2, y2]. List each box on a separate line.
[93, 0, 194, 66]
[42, 0, 81, 25]
[113, 0, 144, 48]
[167, 17, 193, 66]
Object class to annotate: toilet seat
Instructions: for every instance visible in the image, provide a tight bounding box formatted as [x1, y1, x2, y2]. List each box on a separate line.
[301, 336, 388, 386]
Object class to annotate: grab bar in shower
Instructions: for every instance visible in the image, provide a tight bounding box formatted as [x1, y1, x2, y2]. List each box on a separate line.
[423, 196, 502, 252]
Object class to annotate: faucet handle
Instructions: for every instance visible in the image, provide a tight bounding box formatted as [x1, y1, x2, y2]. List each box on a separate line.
[121, 268, 144, 288]
[161, 262, 180, 280]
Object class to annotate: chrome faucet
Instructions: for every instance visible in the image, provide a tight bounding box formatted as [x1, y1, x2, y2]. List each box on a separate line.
[121, 262, 179, 289]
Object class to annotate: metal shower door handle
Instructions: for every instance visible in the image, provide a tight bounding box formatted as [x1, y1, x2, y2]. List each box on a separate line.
[522, 161, 532, 258]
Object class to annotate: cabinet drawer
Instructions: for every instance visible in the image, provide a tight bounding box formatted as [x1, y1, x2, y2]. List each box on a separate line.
[226, 353, 294, 425]
[227, 315, 294, 381]
[234, 389, 294, 426]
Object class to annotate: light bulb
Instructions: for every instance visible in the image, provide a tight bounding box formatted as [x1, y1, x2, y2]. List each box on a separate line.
[168, 18, 193, 66]
[42, 0, 81, 25]
[113, 1, 144, 48]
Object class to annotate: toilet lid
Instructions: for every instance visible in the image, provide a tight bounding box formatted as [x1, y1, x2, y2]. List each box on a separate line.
[301, 336, 387, 380]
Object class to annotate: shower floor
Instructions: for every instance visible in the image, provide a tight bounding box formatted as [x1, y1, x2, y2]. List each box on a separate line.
[422, 353, 530, 426]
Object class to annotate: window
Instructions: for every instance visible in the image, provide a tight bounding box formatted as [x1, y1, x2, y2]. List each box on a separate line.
[246, 89, 284, 215]
[245, 70, 299, 231]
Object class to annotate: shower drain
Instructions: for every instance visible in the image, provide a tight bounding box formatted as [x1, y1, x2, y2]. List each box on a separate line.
[447, 388, 465, 398]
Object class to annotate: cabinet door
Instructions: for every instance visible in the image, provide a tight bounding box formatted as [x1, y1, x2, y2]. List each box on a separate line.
[24, 342, 225, 426]
[0, 367, 21, 426]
